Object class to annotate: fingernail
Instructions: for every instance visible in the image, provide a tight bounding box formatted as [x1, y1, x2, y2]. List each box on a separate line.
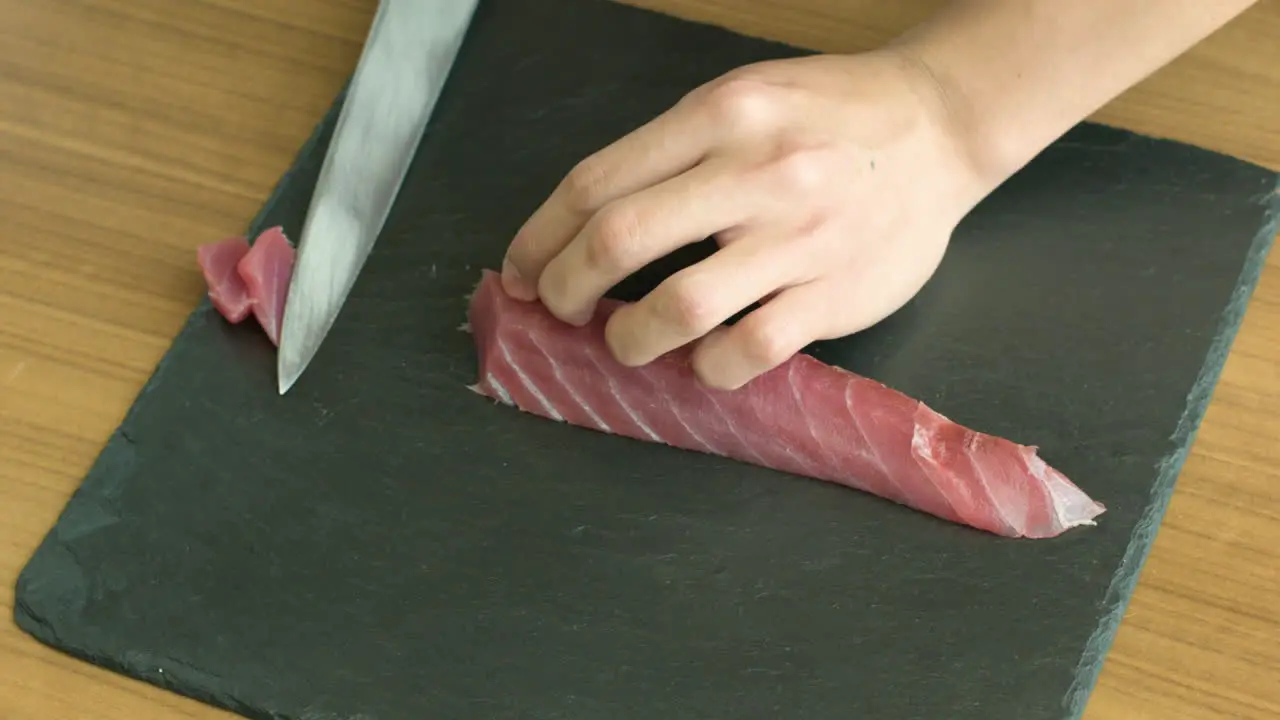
[602, 313, 636, 366]
[501, 258, 537, 301]
[691, 330, 746, 391]
[564, 306, 594, 327]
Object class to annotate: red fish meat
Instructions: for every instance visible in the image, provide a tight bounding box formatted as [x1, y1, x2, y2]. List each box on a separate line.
[466, 268, 1105, 539]
[196, 237, 253, 323]
[196, 226, 296, 346]
[235, 226, 295, 346]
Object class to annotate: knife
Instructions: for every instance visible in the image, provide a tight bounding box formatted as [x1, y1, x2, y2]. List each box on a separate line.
[276, 0, 480, 395]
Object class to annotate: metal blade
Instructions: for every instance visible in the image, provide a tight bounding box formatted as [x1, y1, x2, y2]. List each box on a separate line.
[276, 0, 479, 394]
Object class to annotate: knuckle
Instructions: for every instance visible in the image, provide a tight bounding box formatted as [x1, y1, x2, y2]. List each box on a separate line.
[769, 147, 829, 196]
[584, 204, 642, 272]
[701, 77, 778, 136]
[656, 275, 718, 335]
[562, 157, 611, 212]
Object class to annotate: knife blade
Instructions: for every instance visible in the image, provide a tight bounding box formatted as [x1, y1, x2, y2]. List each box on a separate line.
[276, 0, 479, 395]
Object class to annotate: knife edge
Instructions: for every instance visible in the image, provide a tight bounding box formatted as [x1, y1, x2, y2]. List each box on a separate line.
[277, 0, 480, 395]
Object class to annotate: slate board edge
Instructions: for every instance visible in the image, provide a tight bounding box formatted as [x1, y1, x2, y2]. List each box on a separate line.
[8, 82, 354, 720]
[10, 7, 1280, 719]
[1062, 174, 1280, 718]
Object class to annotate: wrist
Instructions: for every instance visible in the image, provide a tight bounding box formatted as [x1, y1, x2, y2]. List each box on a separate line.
[881, 0, 1261, 195]
[880, 41, 1026, 198]
[866, 45, 1006, 217]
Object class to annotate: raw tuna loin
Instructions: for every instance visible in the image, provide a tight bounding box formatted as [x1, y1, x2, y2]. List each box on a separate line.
[196, 226, 296, 346]
[466, 268, 1105, 539]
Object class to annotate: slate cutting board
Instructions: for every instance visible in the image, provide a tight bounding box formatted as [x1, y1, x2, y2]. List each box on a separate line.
[13, 1, 1280, 718]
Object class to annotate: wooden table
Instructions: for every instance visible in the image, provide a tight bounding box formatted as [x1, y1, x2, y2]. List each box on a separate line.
[2, 1, 1277, 717]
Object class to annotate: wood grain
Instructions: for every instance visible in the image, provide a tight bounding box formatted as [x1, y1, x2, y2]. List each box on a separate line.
[1, 1, 1276, 717]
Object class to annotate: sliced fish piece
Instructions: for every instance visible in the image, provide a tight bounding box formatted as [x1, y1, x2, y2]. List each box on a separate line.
[196, 237, 253, 323]
[197, 226, 296, 346]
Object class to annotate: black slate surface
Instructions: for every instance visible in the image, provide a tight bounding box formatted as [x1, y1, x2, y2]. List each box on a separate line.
[13, 0, 1280, 718]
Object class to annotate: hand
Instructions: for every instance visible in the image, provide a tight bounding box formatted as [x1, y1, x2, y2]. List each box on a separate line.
[500, 50, 991, 390]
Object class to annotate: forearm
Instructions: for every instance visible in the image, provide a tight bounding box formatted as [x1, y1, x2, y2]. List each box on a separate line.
[890, 0, 1259, 188]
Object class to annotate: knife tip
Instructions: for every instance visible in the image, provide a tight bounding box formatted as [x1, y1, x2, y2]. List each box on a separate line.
[276, 352, 303, 396]
[277, 354, 305, 395]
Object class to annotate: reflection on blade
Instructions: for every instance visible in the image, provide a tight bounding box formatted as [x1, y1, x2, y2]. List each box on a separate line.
[276, 0, 479, 395]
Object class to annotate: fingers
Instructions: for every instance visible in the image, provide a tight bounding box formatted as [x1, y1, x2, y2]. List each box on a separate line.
[501, 195, 582, 301]
[604, 234, 805, 367]
[501, 96, 716, 301]
[537, 156, 762, 325]
[691, 280, 833, 390]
